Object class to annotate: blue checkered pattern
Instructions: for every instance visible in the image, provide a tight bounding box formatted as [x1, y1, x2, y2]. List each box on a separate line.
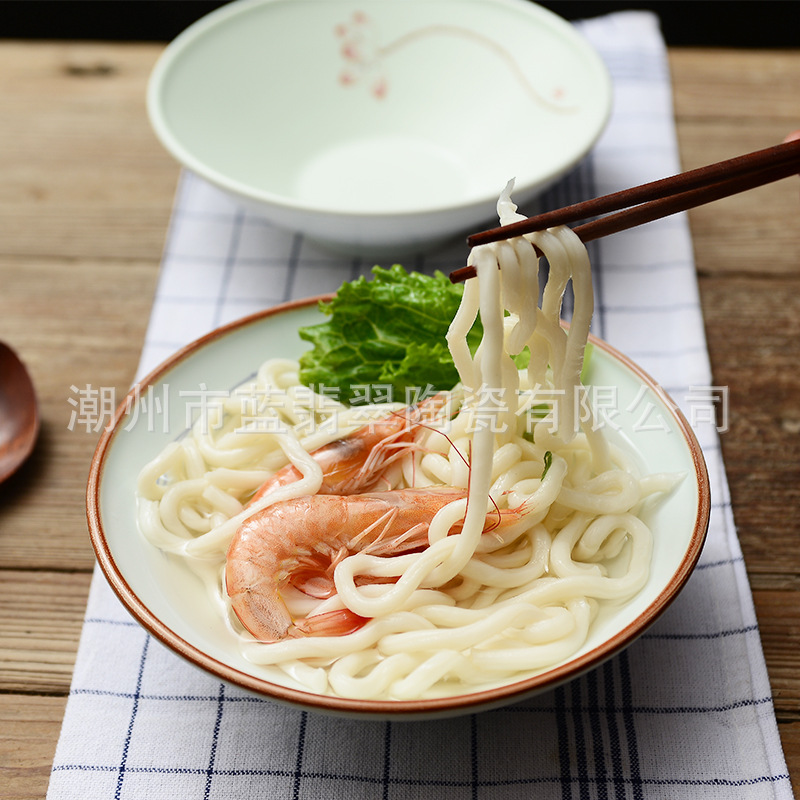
[48, 12, 792, 799]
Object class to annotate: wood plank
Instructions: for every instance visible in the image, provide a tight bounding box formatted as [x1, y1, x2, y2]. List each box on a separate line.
[0, 258, 161, 571]
[0, 42, 174, 570]
[699, 267, 800, 409]
[669, 49, 800, 276]
[672, 49, 800, 796]
[0, 42, 167, 800]
[697, 275, 800, 576]
[752, 589, 800, 716]
[684, 136, 798, 276]
[0, 43, 175, 799]
[0, 41, 178, 262]
[780, 722, 800, 794]
[669, 49, 800, 122]
[0, 571, 90, 694]
[0, 694, 67, 800]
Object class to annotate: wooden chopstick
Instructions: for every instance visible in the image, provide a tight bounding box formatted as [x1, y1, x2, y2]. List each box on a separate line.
[449, 139, 800, 284]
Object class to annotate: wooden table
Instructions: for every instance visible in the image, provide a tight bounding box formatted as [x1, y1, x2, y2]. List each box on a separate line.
[0, 41, 798, 798]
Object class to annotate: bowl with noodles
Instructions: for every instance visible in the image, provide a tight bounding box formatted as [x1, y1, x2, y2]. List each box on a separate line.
[146, 0, 612, 255]
[88, 225, 710, 719]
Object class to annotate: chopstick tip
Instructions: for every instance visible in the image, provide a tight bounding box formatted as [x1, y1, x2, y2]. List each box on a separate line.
[449, 265, 476, 284]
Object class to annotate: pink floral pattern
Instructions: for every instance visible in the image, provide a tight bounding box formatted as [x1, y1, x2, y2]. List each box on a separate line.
[335, 11, 574, 110]
[335, 11, 387, 99]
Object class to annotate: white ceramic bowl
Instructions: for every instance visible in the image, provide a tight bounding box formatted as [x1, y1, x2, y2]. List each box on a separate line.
[88, 298, 710, 719]
[147, 0, 612, 255]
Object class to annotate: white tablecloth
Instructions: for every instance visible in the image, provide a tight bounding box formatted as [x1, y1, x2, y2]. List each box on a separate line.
[48, 12, 793, 799]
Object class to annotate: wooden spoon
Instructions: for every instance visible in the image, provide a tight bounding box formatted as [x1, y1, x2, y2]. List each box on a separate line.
[0, 341, 40, 483]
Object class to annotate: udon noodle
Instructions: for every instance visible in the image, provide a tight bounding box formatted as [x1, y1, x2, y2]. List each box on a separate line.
[137, 188, 678, 700]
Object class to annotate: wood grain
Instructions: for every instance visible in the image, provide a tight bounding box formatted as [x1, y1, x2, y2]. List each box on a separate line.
[0, 41, 177, 261]
[669, 49, 800, 277]
[0, 256, 160, 571]
[0, 43, 172, 798]
[0, 572, 90, 693]
[671, 49, 800, 791]
[0, 696, 68, 800]
[0, 41, 798, 799]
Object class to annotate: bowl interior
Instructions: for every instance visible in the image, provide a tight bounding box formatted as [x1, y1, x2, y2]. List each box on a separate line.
[89, 298, 709, 718]
[147, 0, 612, 216]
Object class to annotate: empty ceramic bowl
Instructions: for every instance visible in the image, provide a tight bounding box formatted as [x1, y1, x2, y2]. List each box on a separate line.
[147, 0, 612, 254]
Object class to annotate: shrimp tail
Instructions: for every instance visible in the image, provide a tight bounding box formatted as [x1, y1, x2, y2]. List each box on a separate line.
[225, 560, 293, 642]
[291, 609, 369, 637]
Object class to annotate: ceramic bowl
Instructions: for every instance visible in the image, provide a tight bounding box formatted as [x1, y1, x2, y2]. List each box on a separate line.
[146, 0, 612, 255]
[88, 298, 710, 720]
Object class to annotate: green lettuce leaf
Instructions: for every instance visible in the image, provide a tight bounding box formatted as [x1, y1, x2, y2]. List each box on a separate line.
[298, 265, 481, 405]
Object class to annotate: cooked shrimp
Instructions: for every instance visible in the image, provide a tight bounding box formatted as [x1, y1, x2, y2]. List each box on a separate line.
[226, 488, 524, 642]
[247, 393, 450, 505]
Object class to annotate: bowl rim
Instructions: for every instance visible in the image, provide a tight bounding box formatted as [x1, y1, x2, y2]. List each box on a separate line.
[145, 0, 613, 221]
[87, 296, 710, 718]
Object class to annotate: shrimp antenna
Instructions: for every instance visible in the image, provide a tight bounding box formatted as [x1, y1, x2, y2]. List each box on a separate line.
[399, 398, 502, 531]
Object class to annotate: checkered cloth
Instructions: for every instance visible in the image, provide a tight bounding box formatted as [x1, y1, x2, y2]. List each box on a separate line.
[48, 12, 793, 799]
